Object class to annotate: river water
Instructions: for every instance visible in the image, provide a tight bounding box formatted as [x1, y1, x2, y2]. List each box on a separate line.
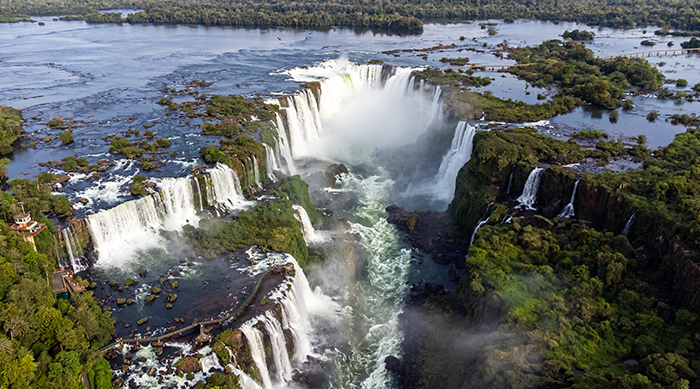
[1, 17, 699, 388]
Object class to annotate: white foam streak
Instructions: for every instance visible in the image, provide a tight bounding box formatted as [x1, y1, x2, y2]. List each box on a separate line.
[557, 178, 580, 218]
[434, 121, 477, 201]
[517, 167, 546, 211]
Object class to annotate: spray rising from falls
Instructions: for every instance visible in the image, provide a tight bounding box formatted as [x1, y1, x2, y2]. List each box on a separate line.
[434, 121, 477, 201]
[87, 163, 247, 266]
[516, 167, 546, 211]
[281, 60, 440, 162]
[557, 178, 580, 218]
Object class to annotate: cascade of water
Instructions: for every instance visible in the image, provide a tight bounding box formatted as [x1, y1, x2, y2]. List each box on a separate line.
[284, 94, 321, 158]
[62, 228, 80, 272]
[274, 113, 297, 175]
[262, 310, 293, 383]
[293, 205, 318, 244]
[557, 179, 580, 218]
[407, 75, 415, 97]
[192, 175, 204, 210]
[506, 169, 514, 195]
[252, 155, 262, 189]
[87, 164, 247, 266]
[426, 86, 443, 129]
[205, 163, 248, 210]
[622, 211, 637, 236]
[262, 143, 279, 183]
[516, 167, 546, 210]
[240, 322, 273, 389]
[470, 203, 493, 246]
[434, 121, 477, 201]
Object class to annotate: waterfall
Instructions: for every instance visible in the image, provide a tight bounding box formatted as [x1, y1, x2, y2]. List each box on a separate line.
[193, 175, 204, 211]
[293, 205, 319, 244]
[61, 227, 86, 272]
[204, 163, 248, 211]
[434, 121, 477, 201]
[470, 203, 493, 245]
[87, 163, 247, 266]
[282, 60, 436, 162]
[262, 143, 279, 183]
[426, 86, 443, 129]
[240, 323, 273, 389]
[516, 167, 546, 210]
[262, 310, 293, 383]
[557, 178, 580, 218]
[237, 254, 338, 388]
[252, 155, 262, 189]
[506, 169, 514, 194]
[274, 113, 297, 175]
[622, 211, 637, 236]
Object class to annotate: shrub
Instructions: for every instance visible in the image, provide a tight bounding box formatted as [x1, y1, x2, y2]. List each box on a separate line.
[59, 130, 74, 145]
[676, 79, 688, 87]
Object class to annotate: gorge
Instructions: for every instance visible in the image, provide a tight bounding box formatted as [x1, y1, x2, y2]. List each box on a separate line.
[0, 15, 699, 389]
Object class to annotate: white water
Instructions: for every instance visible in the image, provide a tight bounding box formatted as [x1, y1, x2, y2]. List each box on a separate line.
[263, 143, 280, 183]
[87, 163, 248, 266]
[200, 353, 222, 372]
[238, 254, 339, 388]
[282, 59, 438, 163]
[557, 178, 580, 218]
[470, 203, 494, 246]
[293, 205, 320, 245]
[622, 211, 637, 236]
[240, 322, 273, 389]
[506, 169, 514, 194]
[516, 167, 546, 211]
[262, 310, 293, 384]
[61, 226, 86, 272]
[274, 113, 297, 175]
[253, 155, 263, 189]
[434, 121, 477, 201]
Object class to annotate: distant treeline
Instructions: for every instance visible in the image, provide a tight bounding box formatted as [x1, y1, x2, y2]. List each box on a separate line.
[61, 9, 424, 34]
[4, 0, 700, 31]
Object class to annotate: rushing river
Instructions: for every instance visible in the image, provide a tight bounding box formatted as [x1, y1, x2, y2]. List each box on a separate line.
[2, 17, 700, 388]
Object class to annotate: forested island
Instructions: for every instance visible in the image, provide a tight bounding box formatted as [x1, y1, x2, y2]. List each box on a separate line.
[4, 0, 700, 33]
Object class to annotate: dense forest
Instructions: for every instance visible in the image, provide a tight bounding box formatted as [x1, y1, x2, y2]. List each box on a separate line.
[4, 0, 700, 32]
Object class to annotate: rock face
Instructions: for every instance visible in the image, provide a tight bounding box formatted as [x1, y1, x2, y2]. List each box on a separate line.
[324, 163, 348, 187]
[386, 204, 469, 266]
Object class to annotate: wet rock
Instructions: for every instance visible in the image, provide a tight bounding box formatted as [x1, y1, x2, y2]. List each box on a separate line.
[384, 355, 401, 373]
[325, 163, 348, 187]
[137, 357, 147, 364]
[112, 377, 124, 387]
[147, 367, 157, 376]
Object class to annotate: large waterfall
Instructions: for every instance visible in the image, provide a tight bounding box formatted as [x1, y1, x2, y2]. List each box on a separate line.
[87, 163, 247, 266]
[235, 256, 338, 389]
[293, 205, 319, 245]
[557, 178, 580, 218]
[434, 121, 477, 201]
[516, 167, 546, 210]
[281, 59, 440, 162]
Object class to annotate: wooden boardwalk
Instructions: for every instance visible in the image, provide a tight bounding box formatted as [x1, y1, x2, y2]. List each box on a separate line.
[601, 47, 700, 59]
[100, 267, 273, 353]
[440, 47, 700, 73]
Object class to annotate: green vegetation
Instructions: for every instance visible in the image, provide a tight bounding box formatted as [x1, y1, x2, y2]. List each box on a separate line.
[449, 128, 582, 230]
[452, 219, 699, 388]
[508, 40, 664, 109]
[0, 188, 115, 388]
[677, 79, 689, 87]
[647, 110, 659, 122]
[276, 176, 321, 225]
[186, 198, 309, 266]
[573, 129, 608, 139]
[562, 29, 595, 41]
[681, 37, 700, 49]
[640, 39, 657, 46]
[439, 57, 469, 66]
[0, 105, 23, 155]
[58, 130, 74, 145]
[200, 136, 266, 190]
[130, 174, 148, 197]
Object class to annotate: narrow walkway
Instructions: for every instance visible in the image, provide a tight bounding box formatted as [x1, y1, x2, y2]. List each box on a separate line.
[600, 47, 700, 59]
